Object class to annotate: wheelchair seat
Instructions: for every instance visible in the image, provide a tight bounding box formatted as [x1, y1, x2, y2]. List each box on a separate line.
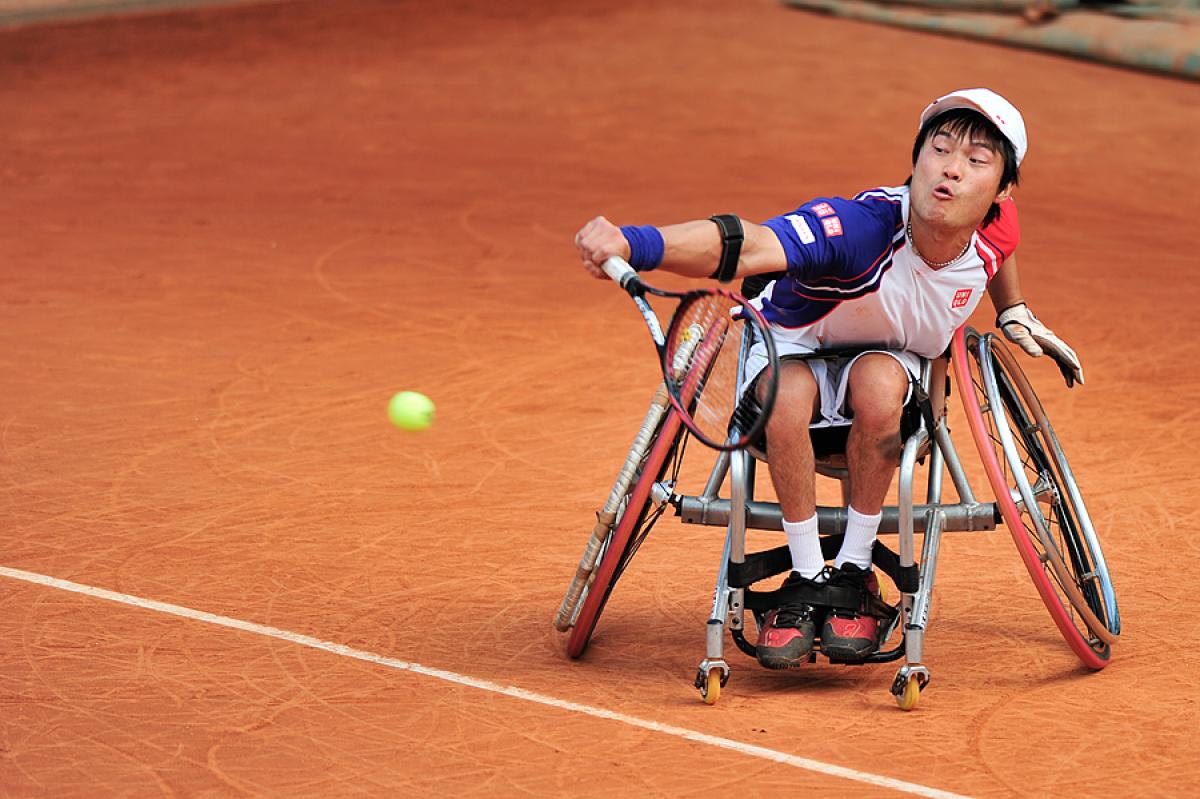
[743, 348, 949, 475]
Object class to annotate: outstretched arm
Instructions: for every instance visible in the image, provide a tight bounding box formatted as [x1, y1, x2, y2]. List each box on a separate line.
[574, 215, 787, 280]
[987, 252, 1025, 312]
[988, 255, 1085, 387]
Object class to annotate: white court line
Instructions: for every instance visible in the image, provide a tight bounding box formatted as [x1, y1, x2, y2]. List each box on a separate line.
[0, 565, 971, 799]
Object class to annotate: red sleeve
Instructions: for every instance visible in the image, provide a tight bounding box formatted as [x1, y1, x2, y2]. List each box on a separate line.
[977, 197, 1020, 263]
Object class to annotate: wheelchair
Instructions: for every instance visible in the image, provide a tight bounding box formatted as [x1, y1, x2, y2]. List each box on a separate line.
[553, 319, 1121, 710]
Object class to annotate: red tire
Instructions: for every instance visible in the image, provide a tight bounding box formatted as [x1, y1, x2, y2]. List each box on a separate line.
[953, 327, 1111, 670]
[566, 409, 684, 659]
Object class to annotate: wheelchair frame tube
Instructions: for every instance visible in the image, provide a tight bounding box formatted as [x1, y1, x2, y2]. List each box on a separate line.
[903, 509, 944, 668]
[897, 425, 946, 668]
[897, 426, 922, 665]
[897, 426, 928, 569]
[725, 450, 750, 636]
[698, 450, 730, 501]
[934, 418, 979, 506]
[926, 430, 945, 505]
[677, 495, 996, 533]
[703, 440, 748, 666]
[706, 526, 733, 659]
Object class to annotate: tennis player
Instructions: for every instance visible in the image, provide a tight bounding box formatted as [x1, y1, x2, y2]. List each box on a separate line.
[575, 88, 1082, 668]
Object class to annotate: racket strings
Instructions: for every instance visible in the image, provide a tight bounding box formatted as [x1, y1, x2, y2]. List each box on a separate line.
[664, 293, 772, 449]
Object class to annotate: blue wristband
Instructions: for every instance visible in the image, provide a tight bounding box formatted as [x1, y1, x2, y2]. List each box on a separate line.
[620, 225, 665, 272]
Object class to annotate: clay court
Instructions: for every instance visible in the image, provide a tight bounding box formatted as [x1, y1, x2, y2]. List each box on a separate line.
[2, 0, 1199, 795]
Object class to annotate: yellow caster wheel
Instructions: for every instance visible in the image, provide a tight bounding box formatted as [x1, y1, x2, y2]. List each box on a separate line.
[701, 670, 721, 705]
[895, 676, 921, 711]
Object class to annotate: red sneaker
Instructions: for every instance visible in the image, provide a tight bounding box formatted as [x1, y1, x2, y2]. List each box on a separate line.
[755, 572, 819, 669]
[756, 602, 817, 669]
[820, 564, 882, 660]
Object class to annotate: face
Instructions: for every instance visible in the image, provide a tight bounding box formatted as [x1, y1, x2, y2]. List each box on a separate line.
[909, 126, 1011, 232]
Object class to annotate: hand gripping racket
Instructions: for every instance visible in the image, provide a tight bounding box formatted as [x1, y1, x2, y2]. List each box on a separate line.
[601, 256, 778, 451]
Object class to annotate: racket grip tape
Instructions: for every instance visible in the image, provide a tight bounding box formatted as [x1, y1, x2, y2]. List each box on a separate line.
[601, 256, 641, 292]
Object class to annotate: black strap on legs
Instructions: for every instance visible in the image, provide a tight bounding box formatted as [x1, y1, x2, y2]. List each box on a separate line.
[899, 371, 934, 445]
[728, 538, 921, 594]
[744, 580, 863, 613]
[708, 214, 743, 283]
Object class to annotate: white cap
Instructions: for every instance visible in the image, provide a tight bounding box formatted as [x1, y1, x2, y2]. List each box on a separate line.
[919, 88, 1027, 166]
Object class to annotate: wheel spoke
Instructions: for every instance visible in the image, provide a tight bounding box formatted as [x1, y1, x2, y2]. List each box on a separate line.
[955, 328, 1118, 667]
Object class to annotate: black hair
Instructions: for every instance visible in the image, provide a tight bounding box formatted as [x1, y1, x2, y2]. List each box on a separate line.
[909, 107, 1020, 228]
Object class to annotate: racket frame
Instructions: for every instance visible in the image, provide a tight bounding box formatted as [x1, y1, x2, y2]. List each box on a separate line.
[600, 257, 778, 451]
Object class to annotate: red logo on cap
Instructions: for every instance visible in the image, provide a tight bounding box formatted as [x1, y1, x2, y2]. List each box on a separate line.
[952, 288, 972, 309]
[812, 202, 835, 218]
[821, 216, 843, 237]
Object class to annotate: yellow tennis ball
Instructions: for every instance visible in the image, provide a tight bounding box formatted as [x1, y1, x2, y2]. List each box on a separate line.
[388, 391, 435, 431]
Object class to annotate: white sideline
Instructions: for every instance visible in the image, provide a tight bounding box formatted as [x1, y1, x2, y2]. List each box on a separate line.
[0, 565, 971, 799]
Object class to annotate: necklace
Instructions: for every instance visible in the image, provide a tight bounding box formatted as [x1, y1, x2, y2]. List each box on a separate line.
[907, 221, 971, 268]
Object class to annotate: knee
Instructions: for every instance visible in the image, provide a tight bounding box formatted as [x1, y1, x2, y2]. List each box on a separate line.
[765, 365, 819, 432]
[851, 391, 903, 427]
[767, 392, 815, 439]
[847, 359, 907, 434]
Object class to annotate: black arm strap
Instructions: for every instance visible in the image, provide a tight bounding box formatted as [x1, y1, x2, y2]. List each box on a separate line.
[708, 214, 744, 283]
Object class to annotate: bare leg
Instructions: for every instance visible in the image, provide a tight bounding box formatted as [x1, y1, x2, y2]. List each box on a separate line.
[758, 360, 821, 521]
[754, 360, 825, 667]
[819, 354, 911, 658]
[845, 354, 909, 514]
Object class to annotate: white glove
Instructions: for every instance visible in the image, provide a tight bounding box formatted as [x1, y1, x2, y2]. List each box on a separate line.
[997, 303, 1085, 387]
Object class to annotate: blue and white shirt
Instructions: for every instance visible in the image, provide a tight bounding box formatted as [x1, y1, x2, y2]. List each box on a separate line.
[753, 184, 1018, 362]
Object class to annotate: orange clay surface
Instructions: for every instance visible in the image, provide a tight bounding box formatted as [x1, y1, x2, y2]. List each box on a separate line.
[2, 0, 1199, 795]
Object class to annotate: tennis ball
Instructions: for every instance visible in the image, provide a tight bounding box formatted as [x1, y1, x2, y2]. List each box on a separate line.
[388, 391, 435, 431]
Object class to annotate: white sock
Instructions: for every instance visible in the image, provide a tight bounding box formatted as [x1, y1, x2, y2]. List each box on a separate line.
[783, 514, 825, 580]
[834, 506, 881, 571]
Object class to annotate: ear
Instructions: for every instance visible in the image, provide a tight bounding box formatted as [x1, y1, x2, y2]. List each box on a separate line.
[994, 184, 1013, 204]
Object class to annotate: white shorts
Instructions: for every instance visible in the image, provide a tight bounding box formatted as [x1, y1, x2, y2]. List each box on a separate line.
[742, 335, 919, 429]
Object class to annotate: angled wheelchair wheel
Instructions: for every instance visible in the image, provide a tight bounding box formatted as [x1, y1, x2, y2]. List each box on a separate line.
[565, 406, 687, 658]
[953, 328, 1119, 670]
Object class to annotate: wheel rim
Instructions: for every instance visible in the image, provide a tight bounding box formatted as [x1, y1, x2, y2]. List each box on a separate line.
[565, 411, 686, 658]
[953, 328, 1113, 668]
[976, 335, 1118, 646]
[982, 337, 1120, 639]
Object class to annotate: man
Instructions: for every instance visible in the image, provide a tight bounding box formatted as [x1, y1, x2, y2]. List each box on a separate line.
[575, 89, 1082, 669]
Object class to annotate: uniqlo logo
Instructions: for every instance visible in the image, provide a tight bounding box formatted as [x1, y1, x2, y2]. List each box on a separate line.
[952, 288, 973, 309]
[821, 216, 843, 237]
[812, 202, 835, 218]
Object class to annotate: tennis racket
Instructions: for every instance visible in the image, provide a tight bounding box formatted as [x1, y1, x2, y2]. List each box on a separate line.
[601, 256, 778, 451]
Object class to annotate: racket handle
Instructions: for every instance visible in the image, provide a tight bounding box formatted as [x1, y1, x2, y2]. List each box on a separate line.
[601, 256, 641, 292]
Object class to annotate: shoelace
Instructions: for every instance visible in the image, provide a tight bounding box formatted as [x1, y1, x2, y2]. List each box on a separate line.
[827, 566, 865, 590]
[827, 566, 883, 617]
[785, 565, 838, 588]
[773, 604, 813, 627]
[772, 566, 840, 626]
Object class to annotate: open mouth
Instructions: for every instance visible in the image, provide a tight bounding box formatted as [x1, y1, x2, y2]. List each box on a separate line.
[933, 184, 955, 200]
